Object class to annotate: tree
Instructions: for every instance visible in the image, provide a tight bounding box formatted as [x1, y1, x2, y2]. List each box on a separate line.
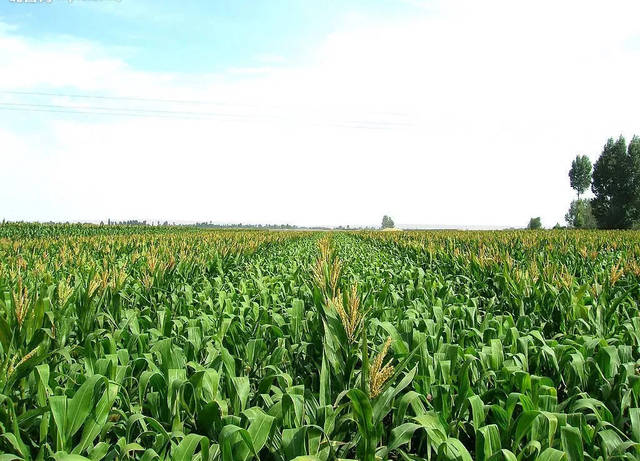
[569, 155, 592, 198]
[591, 135, 640, 229]
[629, 136, 640, 223]
[381, 215, 395, 229]
[527, 217, 541, 229]
[565, 199, 596, 229]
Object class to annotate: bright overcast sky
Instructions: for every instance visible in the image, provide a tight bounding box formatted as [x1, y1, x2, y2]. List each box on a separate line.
[1, 0, 639, 228]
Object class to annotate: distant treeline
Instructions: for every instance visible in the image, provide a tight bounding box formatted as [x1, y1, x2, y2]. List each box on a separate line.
[193, 222, 378, 230]
[193, 222, 298, 229]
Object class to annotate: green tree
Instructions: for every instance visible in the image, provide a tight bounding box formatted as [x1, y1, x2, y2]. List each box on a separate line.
[591, 135, 640, 229]
[628, 136, 640, 222]
[381, 215, 395, 229]
[527, 217, 542, 229]
[568, 155, 592, 198]
[565, 199, 596, 229]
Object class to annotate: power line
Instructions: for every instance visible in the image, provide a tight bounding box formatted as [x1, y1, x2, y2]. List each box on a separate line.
[0, 90, 236, 107]
[0, 104, 407, 130]
[0, 105, 226, 121]
[0, 90, 414, 129]
[0, 101, 271, 120]
[0, 90, 412, 118]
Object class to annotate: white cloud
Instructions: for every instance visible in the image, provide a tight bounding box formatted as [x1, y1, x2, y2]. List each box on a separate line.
[1, 0, 639, 227]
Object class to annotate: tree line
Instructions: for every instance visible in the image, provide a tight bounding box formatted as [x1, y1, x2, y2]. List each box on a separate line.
[565, 135, 640, 229]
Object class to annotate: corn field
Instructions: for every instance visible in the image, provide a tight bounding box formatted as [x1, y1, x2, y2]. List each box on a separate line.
[1, 224, 640, 460]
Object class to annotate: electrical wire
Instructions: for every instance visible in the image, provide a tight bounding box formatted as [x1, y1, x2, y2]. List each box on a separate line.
[0, 91, 414, 129]
[0, 104, 407, 130]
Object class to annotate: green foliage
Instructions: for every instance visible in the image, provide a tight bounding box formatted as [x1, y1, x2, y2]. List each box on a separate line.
[592, 135, 640, 229]
[381, 216, 395, 229]
[527, 217, 542, 229]
[565, 199, 596, 229]
[569, 155, 592, 198]
[0, 226, 639, 460]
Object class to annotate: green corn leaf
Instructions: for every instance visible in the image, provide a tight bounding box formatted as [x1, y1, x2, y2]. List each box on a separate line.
[388, 423, 421, 452]
[560, 426, 584, 461]
[438, 438, 473, 461]
[171, 434, 209, 461]
[476, 424, 501, 461]
[537, 448, 567, 461]
[630, 408, 640, 443]
[319, 351, 331, 408]
[244, 407, 276, 457]
[220, 425, 255, 461]
[347, 388, 377, 461]
[66, 375, 105, 441]
[468, 395, 486, 431]
[52, 453, 92, 461]
[283, 426, 308, 459]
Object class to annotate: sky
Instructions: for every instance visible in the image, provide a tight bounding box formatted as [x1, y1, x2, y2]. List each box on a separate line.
[1, 0, 639, 228]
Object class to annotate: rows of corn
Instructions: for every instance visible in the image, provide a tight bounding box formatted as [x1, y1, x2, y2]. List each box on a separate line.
[1, 224, 639, 460]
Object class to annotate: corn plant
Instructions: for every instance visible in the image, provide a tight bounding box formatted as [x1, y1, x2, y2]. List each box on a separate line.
[0, 224, 639, 460]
